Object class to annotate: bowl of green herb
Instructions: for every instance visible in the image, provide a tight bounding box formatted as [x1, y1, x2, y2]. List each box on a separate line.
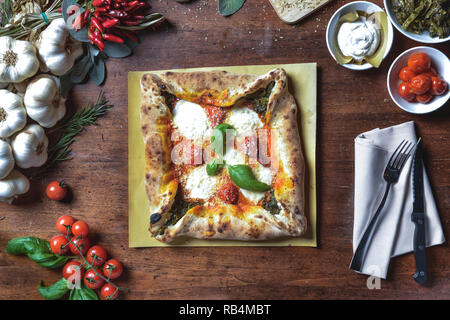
[384, 0, 450, 43]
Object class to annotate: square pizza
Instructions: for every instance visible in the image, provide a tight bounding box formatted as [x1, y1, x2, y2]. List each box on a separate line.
[140, 68, 306, 243]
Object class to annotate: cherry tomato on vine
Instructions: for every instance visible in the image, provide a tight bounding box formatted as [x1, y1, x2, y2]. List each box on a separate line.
[63, 260, 85, 280]
[50, 235, 69, 255]
[86, 245, 107, 267]
[69, 236, 91, 256]
[430, 76, 448, 96]
[416, 93, 433, 104]
[56, 215, 75, 235]
[103, 259, 123, 280]
[410, 74, 432, 95]
[72, 220, 89, 237]
[84, 269, 105, 289]
[100, 283, 119, 300]
[46, 181, 68, 201]
[398, 67, 416, 82]
[398, 82, 415, 102]
[407, 52, 431, 74]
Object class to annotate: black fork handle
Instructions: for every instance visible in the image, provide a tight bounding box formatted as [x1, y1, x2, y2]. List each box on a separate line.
[350, 183, 391, 272]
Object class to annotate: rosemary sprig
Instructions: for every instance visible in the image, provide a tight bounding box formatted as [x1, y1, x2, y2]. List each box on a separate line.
[0, 0, 12, 27]
[36, 91, 112, 175]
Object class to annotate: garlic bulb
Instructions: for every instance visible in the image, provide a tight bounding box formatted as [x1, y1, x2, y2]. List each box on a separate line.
[0, 89, 27, 138]
[24, 75, 66, 128]
[0, 169, 30, 204]
[11, 124, 48, 168]
[0, 36, 40, 83]
[0, 138, 14, 179]
[36, 18, 83, 76]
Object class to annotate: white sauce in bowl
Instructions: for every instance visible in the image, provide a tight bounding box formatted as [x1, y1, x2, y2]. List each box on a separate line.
[337, 18, 381, 62]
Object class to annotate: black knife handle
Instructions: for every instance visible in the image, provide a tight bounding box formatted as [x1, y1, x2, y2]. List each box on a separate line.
[411, 212, 427, 285]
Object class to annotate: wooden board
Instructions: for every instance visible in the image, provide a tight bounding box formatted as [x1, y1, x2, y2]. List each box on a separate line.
[268, 0, 334, 24]
[0, 0, 449, 300]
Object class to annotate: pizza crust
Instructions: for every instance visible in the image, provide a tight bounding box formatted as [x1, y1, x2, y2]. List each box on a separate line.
[140, 68, 306, 243]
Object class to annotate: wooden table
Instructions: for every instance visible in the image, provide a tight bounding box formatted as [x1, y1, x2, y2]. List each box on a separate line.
[0, 0, 448, 300]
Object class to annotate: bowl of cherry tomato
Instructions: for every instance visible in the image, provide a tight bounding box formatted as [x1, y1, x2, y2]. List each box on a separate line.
[387, 46, 449, 114]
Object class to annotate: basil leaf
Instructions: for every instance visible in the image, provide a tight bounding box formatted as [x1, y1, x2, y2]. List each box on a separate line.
[227, 165, 271, 192]
[211, 123, 234, 155]
[218, 0, 246, 16]
[38, 278, 69, 300]
[6, 237, 71, 269]
[103, 41, 132, 58]
[69, 284, 99, 300]
[206, 159, 225, 176]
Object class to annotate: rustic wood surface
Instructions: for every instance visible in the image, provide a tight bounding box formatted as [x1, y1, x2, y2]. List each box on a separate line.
[0, 0, 449, 300]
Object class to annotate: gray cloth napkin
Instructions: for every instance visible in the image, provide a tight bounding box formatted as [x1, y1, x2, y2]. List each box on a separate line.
[353, 121, 445, 279]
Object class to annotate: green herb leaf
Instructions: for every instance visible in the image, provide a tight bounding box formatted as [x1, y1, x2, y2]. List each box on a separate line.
[206, 159, 225, 176]
[59, 71, 75, 99]
[227, 165, 271, 192]
[69, 283, 99, 300]
[211, 123, 235, 155]
[70, 54, 93, 84]
[62, 0, 89, 42]
[218, 0, 246, 16]
[6, 237, 71, 269]
[38, 278, 69, 300]
[89, 56, 106, 86]
[103, 41, 132, 58]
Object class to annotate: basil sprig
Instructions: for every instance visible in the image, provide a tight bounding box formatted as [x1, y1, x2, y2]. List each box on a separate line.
[38, 278, 70, 300]
[227, 165, 271, 192]
[6, 237, 72, 269]
[206, 159, 225, 176]
[211, 123, 235, 155]
[69, 283, 99, 300]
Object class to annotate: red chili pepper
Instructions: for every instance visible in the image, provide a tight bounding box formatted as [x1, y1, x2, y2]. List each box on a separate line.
[56, 7, 62, 13]
[91, 16, 104, 32]
[127, 1, 139, 7]
[133, 15, 145, 20]
[82, 9, 90, 20]
[121, 29, 139, 43]
[72, 13, 84, 31]
[93, 0, 106, 7]
[102, 18, 119, 28]
[106, 9, 128, 18]
[94, 37, 105, 51]
[103, 33, 124, 43]
[88, 32, 95, 44]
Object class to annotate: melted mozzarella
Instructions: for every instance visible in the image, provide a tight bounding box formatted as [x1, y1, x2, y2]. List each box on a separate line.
[223, 148, 246, 165]
[240, 164, 273, 203]
[184, 165, 218, 200]
[172, 100, 210, 141]
[227, 107, 263, 137]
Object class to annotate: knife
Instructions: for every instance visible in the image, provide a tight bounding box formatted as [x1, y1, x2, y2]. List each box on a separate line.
[411, 138, 427, 285]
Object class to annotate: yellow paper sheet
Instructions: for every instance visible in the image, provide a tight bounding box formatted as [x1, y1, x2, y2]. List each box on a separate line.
[128, 63, 317, 247]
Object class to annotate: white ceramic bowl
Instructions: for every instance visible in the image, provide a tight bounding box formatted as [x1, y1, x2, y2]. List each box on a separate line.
[387, 46, 450, 114]
[384, 0, 450, 44]
[326, 1, 394, 70]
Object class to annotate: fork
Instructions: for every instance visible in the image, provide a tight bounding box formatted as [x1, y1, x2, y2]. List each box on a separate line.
[350, 139, 415, 272]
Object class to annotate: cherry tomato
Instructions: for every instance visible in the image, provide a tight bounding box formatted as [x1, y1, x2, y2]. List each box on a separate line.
[407, 52, 431, 74]
[398, 82, 415, 102]
[72, 220, 89, 237]
[50, 235, 69, 255]
[430, 76, 448, 96]
[205, 105, 226, 128]
[416, 93, 433, 104]
[100, 283, 119, 300]
[86, 245, 107, 267]
[46, 181, 68, 201]
[62, 260, 85, 281]
[409, 74, 432, 95]
[83, 269, 105, 289]
[103, 259, 123, 280]
[420, 67, 437, 78]
[398, 67, 416, 82]
[69, 236, 91, 256]
[56, 215, 75, 235]
[217, 182, 239, 204]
